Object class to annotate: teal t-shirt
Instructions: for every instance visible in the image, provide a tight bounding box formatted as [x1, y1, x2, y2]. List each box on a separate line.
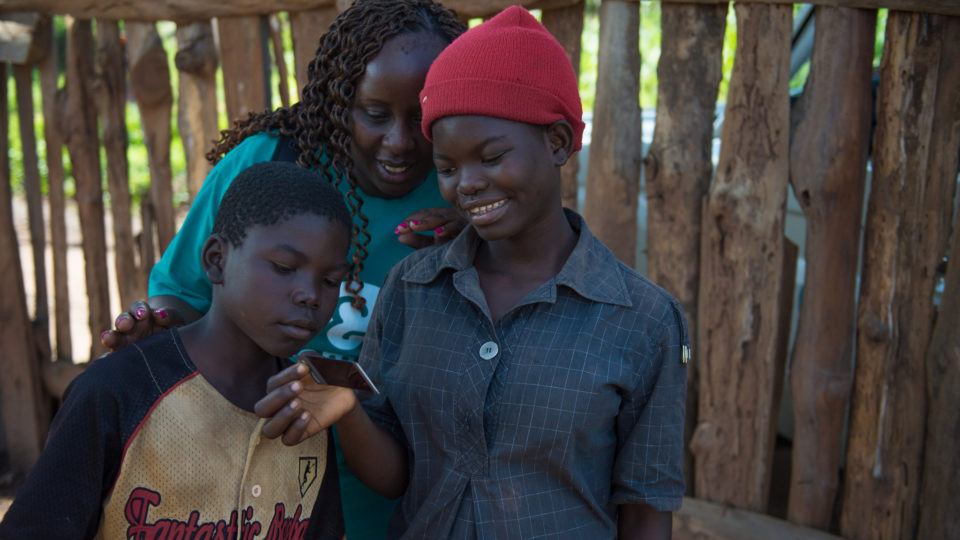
[148, 132, 448, 539]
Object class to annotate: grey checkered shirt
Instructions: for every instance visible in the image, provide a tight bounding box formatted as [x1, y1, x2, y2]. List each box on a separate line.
[359, 211, 687, 539]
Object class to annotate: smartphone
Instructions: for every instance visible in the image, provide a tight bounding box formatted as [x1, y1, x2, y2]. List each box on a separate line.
[297, 351, 380, 395]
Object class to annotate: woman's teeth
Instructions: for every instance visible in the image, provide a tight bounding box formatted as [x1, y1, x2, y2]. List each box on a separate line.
[381, 162, 411, 174]
[469, 200, 506, 215]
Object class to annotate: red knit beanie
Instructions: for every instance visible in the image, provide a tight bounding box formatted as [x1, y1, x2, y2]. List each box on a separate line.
[419, 5, 585, 151]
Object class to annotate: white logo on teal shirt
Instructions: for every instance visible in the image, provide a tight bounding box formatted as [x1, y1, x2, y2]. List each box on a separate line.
[325, 282, 380, 353]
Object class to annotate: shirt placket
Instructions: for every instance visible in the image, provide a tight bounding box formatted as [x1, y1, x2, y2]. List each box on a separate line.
[450, 269, 501, 478]
[236, 418, 266, 531]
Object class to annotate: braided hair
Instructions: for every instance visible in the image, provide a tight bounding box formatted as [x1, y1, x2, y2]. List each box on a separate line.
[207, 0, 466, 309]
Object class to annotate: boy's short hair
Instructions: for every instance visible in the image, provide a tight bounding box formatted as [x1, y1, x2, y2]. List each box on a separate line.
[213, 161, 352, 247]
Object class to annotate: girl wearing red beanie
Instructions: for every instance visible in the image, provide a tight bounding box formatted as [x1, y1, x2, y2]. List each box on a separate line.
[258, 7, 687, 539]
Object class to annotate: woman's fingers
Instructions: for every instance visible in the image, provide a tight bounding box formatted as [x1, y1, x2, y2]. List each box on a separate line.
[397, 207, 459, 231]
[396, 207, 467, 248]
[152, 306, 183, 328]
[397, 232, 435, 249]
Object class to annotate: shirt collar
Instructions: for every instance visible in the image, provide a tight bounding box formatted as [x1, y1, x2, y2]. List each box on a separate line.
[402, 209, 632, 307]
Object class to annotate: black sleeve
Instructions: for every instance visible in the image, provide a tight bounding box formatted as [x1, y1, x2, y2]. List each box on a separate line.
[304, 429, 345, 540]
[0, 372, 123, 540]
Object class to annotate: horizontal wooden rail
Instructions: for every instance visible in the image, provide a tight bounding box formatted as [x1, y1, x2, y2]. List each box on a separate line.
[675, 497, 842, 540]
[668, 0, 960, 16]
[4, 0, 957, 21]
[0, 0, 582, 21]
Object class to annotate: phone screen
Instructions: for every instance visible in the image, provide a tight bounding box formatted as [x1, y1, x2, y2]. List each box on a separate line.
[298, 351, 380, 395]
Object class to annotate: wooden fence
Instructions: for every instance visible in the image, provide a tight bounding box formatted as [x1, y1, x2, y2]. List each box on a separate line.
[1, 1, 958, 538]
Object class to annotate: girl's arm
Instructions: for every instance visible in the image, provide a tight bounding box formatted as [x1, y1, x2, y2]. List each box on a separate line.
[618, 504, 673, 540]
[255, 363, 408, 499]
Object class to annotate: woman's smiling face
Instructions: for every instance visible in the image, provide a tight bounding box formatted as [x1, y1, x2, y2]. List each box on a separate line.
[349, 32, 448, 199]
[432, 115, 568, 242]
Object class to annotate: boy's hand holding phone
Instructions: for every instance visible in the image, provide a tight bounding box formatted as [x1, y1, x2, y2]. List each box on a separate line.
[255, 361, 360, 446]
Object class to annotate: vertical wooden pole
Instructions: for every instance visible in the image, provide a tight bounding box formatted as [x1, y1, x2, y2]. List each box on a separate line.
[542, 1, 585, 211]
[786, 6, 876, 530]
[38, 17, 72, 361]
[644, 2, 727, 493]
[127, 22, 176, 252]
[175, 21, 220, 200]
[13, 64, 49, 335]
[0, 63, 46, 477]
[917, 54, 960, 536]
[96, 20, 142, 308]
[218, 16, 269, 122]
[691, 3, 792, 513]
[139, 201, 157, 287]
[289, 7, 337, 99]
[269, 14, 291, 108]
[842, 12, 960, 540]
[916, 20, 960, 540]
[63, 18, 110, 360]
[583, 0, 641, 264]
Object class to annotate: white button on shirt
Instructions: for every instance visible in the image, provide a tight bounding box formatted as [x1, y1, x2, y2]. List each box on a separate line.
[479, 341, 499, 360]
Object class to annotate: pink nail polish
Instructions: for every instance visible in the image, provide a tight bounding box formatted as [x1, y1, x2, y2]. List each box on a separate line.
[410, 220, 421, 227]
[156, 309, 168, 320]
[135, 307, 147, 320]
[434, 226, 444, 235]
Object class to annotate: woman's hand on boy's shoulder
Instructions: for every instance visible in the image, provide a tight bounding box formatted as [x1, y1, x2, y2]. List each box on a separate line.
[255, 362, 359, 446]
[395, 207, 466, 249]
[100, 298, 191, 353]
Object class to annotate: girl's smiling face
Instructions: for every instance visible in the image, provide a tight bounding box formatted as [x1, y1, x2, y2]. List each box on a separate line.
[432, 115, 571, 242]
[349, 32, 448, 199]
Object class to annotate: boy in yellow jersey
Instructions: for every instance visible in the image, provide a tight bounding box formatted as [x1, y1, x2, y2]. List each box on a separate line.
[1, 162, 350, 539]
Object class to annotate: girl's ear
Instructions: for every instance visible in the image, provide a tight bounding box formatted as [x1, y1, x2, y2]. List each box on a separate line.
[201, 234, 227, 285]
[546, 121, 574, 167]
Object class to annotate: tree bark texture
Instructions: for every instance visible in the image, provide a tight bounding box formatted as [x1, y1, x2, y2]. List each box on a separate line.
[217, 16, 269, 124]
[96, 20, 142, 308]
[785, 6, 876, 530]
[127, 22, 176, 252]
[644, 1, 727, 493]
[916, 19, 960, 539]
[39, 18, 72, 361]
[582, 0, 641, 265]
[916, 67, 960, 538]
[175, 21, 219, 199]
[691, 3, 792, 513]
[13, 64, 49, 333]
[0, 63, 47, 477]
[63, 18, 110, 360]
[841, 12, 959, 540]
[541, 1, 585, 212]
[289, 7, 337, 99]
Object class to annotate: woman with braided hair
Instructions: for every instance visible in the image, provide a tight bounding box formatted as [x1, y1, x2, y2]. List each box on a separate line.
[100, 1, 466, 537]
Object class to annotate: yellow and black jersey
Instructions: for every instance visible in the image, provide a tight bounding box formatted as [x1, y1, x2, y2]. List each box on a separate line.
[0, 330, 343, 540]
